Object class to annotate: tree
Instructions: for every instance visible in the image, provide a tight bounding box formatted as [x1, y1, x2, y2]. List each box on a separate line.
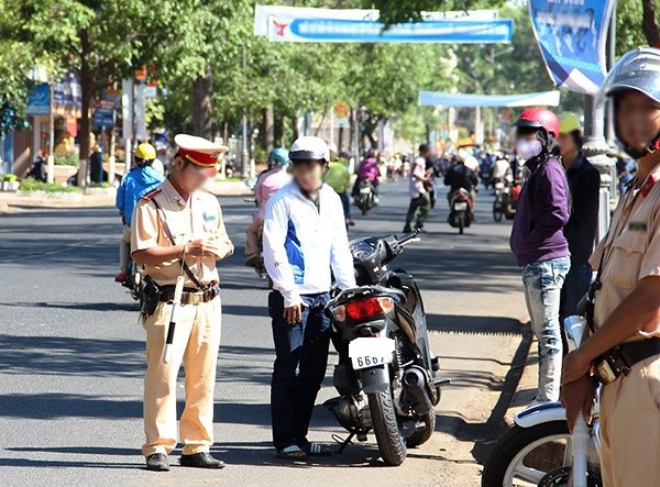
[641, 0, 660, 47]
[10, 0, 172, 186]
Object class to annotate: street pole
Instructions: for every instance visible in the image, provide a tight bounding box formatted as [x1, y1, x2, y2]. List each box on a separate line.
[583, 93, 615, 242]
[605, 7, 617, 146]
[241, 47, 250, 180]
[46, 83, 55, 184]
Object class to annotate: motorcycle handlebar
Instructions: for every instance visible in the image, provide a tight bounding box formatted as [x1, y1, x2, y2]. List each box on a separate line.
[396, 229, 421, 247]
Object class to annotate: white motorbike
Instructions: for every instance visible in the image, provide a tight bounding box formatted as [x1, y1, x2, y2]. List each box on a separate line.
[482, 318, 603, 487]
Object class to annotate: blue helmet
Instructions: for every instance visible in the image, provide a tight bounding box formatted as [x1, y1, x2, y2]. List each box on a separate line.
[269, 147, 290, 167]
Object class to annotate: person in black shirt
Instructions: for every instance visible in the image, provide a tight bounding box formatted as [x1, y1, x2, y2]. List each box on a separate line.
[557, 113, 600, 325]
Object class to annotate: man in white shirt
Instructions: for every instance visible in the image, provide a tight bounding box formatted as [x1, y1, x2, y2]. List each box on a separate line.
[263, 136, 356, 460]
[404, 144, 433, 232]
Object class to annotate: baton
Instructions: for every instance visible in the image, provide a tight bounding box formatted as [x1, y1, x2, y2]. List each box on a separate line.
[163, 275, 185, 363]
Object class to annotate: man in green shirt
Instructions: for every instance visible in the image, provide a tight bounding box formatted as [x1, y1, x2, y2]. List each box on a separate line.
[324, 150, 354, 227]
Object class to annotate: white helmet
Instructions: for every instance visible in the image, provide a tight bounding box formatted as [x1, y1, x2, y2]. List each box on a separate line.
[289, 136, 330, 163]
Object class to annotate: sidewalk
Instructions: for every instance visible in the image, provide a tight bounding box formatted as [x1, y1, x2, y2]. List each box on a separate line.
[0, 180, 252, 213]
[505, 338, 539, 425]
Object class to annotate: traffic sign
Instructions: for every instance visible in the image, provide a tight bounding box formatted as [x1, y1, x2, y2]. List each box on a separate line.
[93, 108, 115, 127]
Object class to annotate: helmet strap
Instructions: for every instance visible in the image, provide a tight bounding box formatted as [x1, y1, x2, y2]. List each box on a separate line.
[617, 127, 660, 160]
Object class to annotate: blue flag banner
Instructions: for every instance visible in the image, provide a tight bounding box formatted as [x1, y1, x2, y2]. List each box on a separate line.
[529, 0, 615, 94]
[267, 16, 513, 44]
[418, 90, 560, 108]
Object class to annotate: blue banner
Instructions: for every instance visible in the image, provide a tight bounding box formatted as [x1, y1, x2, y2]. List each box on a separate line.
[418, 90, 560, 108]
[26, 83, 50, 116]
[269, 17, 513, 44]
[529, 0, 615, 94]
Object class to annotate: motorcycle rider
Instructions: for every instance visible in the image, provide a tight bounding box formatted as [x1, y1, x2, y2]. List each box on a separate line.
[444, 153, 479, 214]
[263, 136, 355, 460]
[353, 148, 380, 202]
[114, 142, 164, 282]
[557, 113, 600, 330]
[510, 108, 571, 406]
[245, 148, 291, 268]
[324, 149, 354, 227]
[561, 48, 660, 487]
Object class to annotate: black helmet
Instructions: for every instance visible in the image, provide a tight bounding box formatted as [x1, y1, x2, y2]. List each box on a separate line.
[598, 47, 660, 159]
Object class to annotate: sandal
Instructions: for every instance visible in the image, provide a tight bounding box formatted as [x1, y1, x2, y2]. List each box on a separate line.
[276, 445, 307, 460]
[301, 442, 333, 457]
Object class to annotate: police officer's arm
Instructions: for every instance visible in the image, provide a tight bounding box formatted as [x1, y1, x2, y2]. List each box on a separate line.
[330, 195, 356, 290]
[563, 223, 660, 385]
[263, 197, 301, 308]
[528, 164, 571, 241]
[130, 200, 205, 265]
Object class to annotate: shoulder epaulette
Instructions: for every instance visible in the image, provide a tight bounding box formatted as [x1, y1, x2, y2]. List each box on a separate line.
[141, 188, 162, 201]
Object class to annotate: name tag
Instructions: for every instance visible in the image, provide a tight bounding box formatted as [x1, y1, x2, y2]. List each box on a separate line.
[203, 212, 217, 223]
[629, 221, 647, 232]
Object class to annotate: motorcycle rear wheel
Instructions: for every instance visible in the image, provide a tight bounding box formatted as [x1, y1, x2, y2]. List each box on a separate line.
[368, 390, 407, 466]
[481, 420, 577, 487]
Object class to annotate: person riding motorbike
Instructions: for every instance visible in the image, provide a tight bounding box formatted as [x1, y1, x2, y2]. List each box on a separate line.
[114, 142, 164, 282]
[245, 148, 291, 268]
[352, 148, 380, 203]
[444, 155, 479, 213]
[324, 150, 354, 227]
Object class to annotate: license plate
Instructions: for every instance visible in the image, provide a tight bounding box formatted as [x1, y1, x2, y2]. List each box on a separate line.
[360, 187, 372, 194]
[349, 337, 395, 370]
[453, 201, 468, 211]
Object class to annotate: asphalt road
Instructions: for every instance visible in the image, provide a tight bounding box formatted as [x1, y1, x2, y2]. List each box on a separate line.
[0, 181, 530, 487]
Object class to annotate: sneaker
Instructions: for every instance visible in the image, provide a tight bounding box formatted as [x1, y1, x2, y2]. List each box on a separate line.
[115, 272, 129, 282]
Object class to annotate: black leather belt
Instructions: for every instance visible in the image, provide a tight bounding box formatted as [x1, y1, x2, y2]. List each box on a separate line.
[595, 337, 660, 385]
[620, 337, 660, 367]
[159, 284, 220, 305]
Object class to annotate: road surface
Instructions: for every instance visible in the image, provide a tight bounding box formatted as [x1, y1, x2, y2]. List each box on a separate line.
[0, 181, 530, 487]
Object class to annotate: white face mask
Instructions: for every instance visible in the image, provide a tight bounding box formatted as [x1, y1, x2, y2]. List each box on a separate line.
[516, 139, 543, 160]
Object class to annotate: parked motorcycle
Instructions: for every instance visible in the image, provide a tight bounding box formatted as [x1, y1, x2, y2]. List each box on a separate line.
[482, 317, 602, 487]
[448, 188, 473, 234]
[325, 231, 448, 466]
[355, 179, 377, 216]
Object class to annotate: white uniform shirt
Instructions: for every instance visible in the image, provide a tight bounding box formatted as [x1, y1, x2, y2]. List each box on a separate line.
[263, 182, 356, 307]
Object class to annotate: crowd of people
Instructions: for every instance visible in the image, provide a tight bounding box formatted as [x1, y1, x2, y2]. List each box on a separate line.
[108, 46, 660, 487]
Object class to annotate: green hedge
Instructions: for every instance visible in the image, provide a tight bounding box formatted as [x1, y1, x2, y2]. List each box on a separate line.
[54, 154, 79, 167]
[19, 179, 81, 193]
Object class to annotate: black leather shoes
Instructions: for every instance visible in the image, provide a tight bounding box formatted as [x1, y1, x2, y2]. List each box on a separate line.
[180, 452, 226, 469]
[145, 453, 170, 472]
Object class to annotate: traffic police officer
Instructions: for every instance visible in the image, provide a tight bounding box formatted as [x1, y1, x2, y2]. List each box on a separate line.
[131, 134, 233, 471]
[561, 47, 660, 486]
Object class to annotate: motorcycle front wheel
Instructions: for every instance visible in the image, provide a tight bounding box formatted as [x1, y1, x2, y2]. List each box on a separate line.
[481, 420, 576, 487]
[368, 390, 407, 466]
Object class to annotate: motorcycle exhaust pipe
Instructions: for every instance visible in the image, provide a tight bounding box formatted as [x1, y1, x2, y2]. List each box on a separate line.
[402, 366, 433, 415]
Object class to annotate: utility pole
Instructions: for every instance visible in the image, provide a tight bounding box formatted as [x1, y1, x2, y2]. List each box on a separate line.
[241, 47, 250, 180]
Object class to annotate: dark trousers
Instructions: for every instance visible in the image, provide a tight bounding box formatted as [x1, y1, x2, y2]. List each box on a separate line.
[338, 192, 351, 220]
[269, 291, 331, 450]
[559, 263, 593, 354]
[404, 193, 431, 230]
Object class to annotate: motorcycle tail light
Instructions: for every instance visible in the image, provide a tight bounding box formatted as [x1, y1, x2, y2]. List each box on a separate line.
[345, 297, 394, 321]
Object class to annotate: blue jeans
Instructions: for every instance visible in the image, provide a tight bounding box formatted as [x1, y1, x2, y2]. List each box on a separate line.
[338, 192, 351, 220]
[522, 256, 570, 402]
[269, 291, 331, 450]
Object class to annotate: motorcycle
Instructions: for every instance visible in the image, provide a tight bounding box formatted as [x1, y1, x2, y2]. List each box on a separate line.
[355, 179, 377, 216]
[325, 231, 448, 466]
[448, 188, 473, 234]
[244, 197, 273, 288]
[492, 179, 507, 223]
[121, 258, 144, 307]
